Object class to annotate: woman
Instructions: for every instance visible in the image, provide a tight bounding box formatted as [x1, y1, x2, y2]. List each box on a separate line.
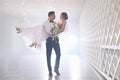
[16, 12, 68, 49]
[58, 12, 68, 32]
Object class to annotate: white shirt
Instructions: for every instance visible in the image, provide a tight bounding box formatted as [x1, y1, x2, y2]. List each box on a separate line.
[42, 20, 58, 37]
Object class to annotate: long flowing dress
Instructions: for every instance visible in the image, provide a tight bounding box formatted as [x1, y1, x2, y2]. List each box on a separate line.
[18, 24, 48, 50]
[17, 21, 68, 51]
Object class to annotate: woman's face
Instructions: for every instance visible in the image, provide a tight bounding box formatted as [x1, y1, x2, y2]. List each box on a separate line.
[60, 14, 64, 20]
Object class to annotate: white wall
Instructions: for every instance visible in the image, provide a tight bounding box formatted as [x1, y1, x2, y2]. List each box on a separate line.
[80, 0, 120, 79]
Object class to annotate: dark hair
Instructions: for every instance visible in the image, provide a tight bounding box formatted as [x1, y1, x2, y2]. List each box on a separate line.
[61, 12, 68, 20]
[48, 11, 55, 17]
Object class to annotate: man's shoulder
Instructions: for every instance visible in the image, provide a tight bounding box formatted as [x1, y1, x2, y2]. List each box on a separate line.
[42, 20, 49, 25]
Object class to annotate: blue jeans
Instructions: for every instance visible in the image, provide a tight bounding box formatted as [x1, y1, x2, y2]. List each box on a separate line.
[46, 37, 61, 72]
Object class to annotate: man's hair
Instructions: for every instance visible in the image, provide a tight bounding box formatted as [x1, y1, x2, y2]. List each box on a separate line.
[48, 11, 55, 17]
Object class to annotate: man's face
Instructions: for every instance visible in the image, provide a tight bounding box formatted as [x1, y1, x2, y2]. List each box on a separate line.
[49, 13, 55, 20]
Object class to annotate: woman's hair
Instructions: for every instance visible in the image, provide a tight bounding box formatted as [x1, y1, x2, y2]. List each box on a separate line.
[61, 12, 68, 20]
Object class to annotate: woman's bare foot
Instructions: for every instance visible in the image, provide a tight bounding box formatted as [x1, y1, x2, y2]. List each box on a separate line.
[29, 43, 37, 48]
[15, 26, 21, 33]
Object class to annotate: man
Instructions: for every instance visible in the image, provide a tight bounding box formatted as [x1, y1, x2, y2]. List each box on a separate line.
[16, 11, 61, 76]
[44, 11, 61, 76]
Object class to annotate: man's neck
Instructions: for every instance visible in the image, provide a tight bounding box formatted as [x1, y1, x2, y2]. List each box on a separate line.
[48, 18, 54, 21]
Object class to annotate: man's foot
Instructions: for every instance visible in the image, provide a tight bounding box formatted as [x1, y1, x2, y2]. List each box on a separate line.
[49, 71, 53, 76]
[54, 70, 61, 76]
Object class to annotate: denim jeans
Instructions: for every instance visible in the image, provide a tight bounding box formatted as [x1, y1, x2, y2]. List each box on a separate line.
[46, 37, 61, 72]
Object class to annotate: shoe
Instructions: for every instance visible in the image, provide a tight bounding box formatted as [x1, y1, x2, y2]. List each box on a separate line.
[49, 71, 53, 76]
[54, 70, 61, 75]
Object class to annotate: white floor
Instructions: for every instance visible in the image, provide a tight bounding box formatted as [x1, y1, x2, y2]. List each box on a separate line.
[0, 53, 105, 80]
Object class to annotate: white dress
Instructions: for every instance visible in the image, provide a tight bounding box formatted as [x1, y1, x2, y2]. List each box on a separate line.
[17, 22, 60, 50]
[17, 21, 68, 51]
[18, 24, 48, 50]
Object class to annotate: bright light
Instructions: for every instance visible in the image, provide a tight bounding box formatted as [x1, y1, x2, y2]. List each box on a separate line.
[68, 35, 78, 45]
[4, 2, 7, 6]
[70, 55, 80, 80]
[60, 34, 78, 46]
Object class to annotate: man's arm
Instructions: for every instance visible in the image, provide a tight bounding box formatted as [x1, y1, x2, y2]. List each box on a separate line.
[43, 22, 52, 36]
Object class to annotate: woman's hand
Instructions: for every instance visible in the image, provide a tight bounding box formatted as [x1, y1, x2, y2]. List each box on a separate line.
[29, 42, 37, 48]
[15, 26, 22, 33]
[58, 23, 62, 29]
